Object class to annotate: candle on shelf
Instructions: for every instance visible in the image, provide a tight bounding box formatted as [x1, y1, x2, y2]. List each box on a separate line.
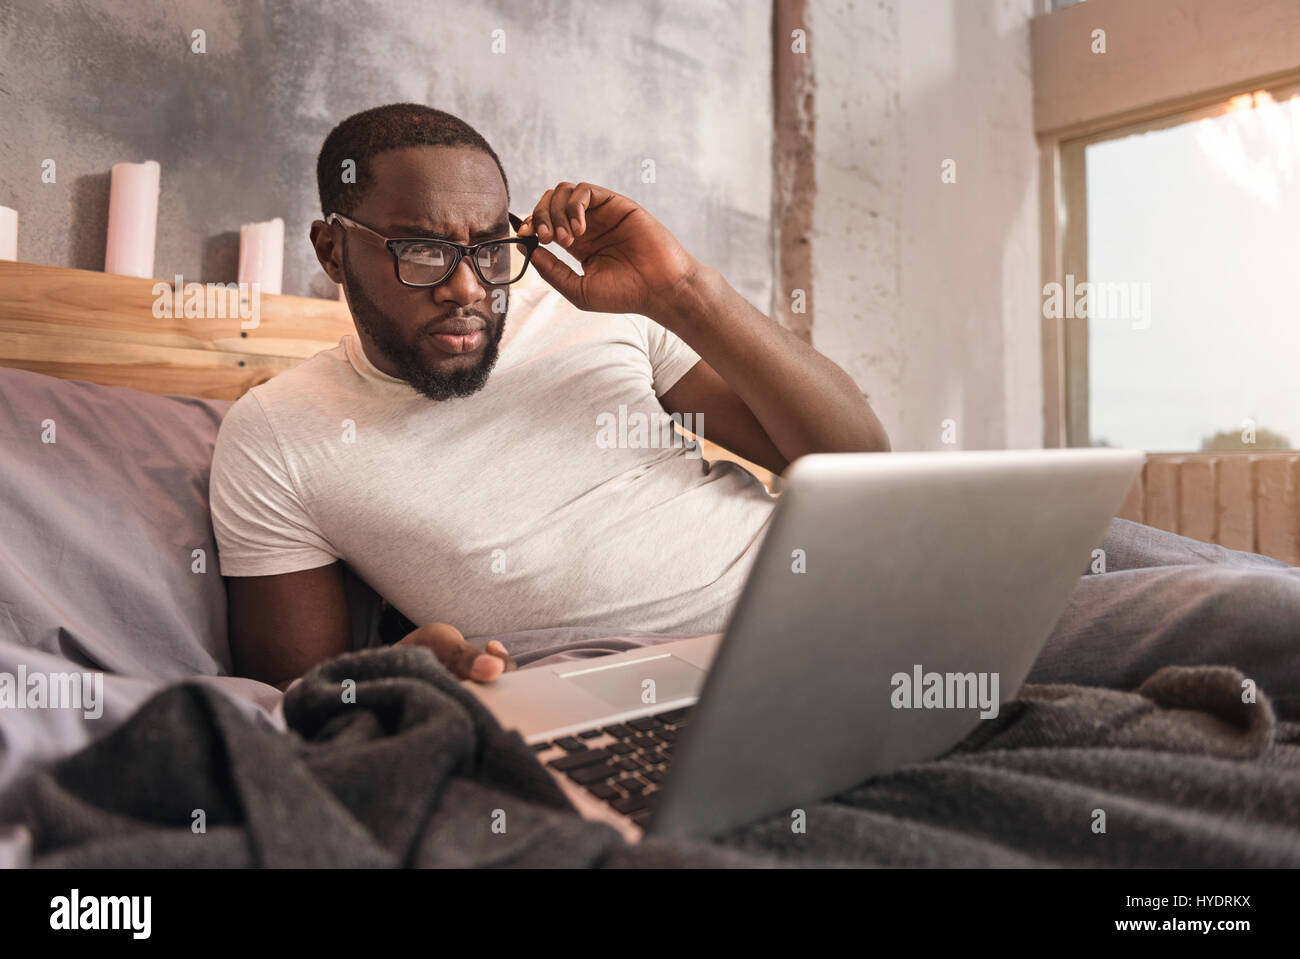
[0, 206, 16, 261]
[238, 217, 284, 295]
[104, 160, 161, 277]
[338, 282, 346, 302]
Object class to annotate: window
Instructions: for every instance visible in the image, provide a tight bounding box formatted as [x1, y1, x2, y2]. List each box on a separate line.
[1057, 83, 1300, 451]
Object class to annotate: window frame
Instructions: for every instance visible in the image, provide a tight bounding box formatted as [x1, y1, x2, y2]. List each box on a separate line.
[1031, 0, 1300, 447]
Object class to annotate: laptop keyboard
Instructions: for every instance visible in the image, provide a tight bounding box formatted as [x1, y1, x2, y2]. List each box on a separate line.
[530, 706, 694, 829]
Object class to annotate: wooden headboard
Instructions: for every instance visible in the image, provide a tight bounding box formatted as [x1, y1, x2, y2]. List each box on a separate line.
[0, 260, 354, 400]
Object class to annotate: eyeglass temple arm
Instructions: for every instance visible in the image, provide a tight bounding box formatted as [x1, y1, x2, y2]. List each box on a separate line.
[509, 212, 541, 250]
[328, 214, 390, 247]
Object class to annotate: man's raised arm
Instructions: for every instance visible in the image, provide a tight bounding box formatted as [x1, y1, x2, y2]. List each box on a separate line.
[518, 181, 889, 473]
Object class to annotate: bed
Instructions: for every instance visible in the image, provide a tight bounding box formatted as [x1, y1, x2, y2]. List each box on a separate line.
[2, 259, 1298, 868]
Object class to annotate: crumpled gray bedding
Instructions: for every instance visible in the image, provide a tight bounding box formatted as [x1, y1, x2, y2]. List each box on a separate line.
[0, 623, 714, 867]
[0, 637, 284, 819]
[12, 644, 1300, 868]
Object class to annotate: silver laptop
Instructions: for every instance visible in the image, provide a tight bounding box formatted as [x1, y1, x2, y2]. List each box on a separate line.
[464, 449, 1144, 843]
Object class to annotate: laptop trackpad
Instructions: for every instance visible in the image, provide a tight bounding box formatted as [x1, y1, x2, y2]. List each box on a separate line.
[559, 654, 704, 710]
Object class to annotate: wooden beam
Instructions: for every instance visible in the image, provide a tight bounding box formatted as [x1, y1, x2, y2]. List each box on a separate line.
[1032, 0, 1300, 139]
[0, 330, 297, 399]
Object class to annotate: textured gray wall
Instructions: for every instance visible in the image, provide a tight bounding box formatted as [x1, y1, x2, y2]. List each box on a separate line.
[0, 0, 772, 306]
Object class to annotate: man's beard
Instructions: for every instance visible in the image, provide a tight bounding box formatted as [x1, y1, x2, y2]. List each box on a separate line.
[342, 259, 506, 402]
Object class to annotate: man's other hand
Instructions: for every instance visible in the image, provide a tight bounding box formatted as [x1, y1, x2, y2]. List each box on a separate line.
[396, 622, 516, 683]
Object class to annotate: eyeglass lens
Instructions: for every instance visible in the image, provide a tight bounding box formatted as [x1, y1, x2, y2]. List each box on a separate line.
[397, 239, 530, 286]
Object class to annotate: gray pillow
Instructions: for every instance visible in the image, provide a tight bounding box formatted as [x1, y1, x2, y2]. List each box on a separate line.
[0, 366, 236, 677]
[0, 365, 388, 679]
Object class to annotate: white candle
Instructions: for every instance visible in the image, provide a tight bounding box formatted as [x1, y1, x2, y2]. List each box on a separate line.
[104, 160, 161, 277]
[0, 206, 16, 261]
[238, 217, 284, 295]
[338, 282, 346, 302]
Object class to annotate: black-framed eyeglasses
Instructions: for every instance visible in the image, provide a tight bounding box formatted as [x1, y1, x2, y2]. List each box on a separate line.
[326, 211, 539, 287]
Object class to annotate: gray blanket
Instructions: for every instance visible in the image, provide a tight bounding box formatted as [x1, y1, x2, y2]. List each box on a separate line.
[18, 646, 1300, 867]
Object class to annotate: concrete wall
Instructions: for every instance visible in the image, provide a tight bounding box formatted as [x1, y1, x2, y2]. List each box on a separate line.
[801, 0, 1042, 451]
[0, 0, 772, 306]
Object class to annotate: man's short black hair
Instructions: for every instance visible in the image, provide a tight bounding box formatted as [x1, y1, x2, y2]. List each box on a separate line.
[316, 103, 510, 218]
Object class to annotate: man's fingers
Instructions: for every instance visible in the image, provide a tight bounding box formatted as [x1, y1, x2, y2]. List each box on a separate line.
[524, 182, 616, 245]
[485, 639, 518, 673]
[528, 246, 585, 306]
[565, 183, 592, 238]
[530, 188, 556, 243]
[547, 182, 577, 246]
[406, 622, 473, 676]
[400, 622, 505, 682]
[468, 652, 505, 682]
[531, 183, 576, 245]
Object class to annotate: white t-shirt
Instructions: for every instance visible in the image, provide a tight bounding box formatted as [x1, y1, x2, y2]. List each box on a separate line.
[209, 270, 778, 638]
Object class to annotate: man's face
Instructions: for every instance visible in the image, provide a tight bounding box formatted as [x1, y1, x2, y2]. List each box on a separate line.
[326, 145, 512, 401]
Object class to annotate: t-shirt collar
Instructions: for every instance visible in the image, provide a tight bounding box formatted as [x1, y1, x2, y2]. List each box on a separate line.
[344, 334, 408, 386]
